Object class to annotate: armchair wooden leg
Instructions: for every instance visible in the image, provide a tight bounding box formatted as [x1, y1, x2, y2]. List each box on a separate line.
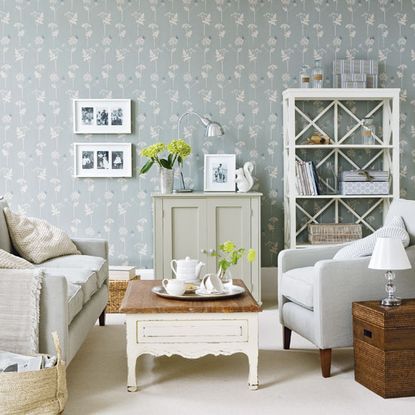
[319, 348, 332, 378]
[99, 307, 106, 327]
[283, 326, 292, 350]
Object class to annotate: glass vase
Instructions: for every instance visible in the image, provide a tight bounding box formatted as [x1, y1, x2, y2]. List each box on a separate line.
[160, 168, 173, 194]
[217, 267, 233, 290]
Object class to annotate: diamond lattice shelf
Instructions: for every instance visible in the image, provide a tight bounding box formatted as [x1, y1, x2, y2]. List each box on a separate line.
[282, 88, 400, 249]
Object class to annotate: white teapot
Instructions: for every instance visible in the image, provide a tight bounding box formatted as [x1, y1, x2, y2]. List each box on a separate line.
[170, 256, 205, 282]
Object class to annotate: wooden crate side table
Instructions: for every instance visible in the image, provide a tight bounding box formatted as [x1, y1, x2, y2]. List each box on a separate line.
[120, 280, 261, 392]
[353, 300, 415, 398]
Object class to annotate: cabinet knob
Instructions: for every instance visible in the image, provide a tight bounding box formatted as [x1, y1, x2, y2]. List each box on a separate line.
[200, 249, 207, 254]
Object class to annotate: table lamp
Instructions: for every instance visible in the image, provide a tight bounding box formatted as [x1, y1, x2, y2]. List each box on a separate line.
[368, 237, 411, 306]
[176, 111, 224, 192]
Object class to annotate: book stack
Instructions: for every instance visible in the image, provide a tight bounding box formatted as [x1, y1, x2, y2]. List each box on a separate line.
[295, 160, 320, 196]
[339, 170, 389, 195]
[333, 59, 378, 88]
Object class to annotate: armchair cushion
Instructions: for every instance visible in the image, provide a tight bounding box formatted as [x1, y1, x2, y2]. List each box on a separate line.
[3, 208, 80, 264]
[38, 254, 107, 288]
[280, 266, 315, 310]
[333, 216, 410, 260]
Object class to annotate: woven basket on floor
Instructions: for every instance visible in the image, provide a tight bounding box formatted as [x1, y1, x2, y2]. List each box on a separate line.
[308, 223, 362, 245]
[0, 332, 67, 415]
[108, 278, 137, 313]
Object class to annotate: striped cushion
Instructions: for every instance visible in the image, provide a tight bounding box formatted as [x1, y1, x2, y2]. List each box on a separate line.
[0, 249, 34, 269]
[333, 216, 410, 260]
[3, 208, 80, 264]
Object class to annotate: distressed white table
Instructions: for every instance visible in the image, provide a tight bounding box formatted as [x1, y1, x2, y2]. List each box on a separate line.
[120, 280, 261, 391]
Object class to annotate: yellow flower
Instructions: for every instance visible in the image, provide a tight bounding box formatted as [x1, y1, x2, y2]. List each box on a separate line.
[222, 241, 236, 253]
[247, 249, 256, 263]
[140, 143, 165, 159]
[167, 139, 191, 159]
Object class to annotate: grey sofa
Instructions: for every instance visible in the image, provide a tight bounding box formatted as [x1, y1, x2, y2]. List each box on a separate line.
[278, 198, 415, 377]
[0, 197, 108, 364]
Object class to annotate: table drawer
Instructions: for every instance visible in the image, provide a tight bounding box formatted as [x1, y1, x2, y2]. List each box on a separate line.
[136, 319, 248, 343]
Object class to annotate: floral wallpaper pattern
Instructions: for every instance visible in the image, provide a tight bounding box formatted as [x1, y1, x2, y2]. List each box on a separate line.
[0, 0, 414, 268]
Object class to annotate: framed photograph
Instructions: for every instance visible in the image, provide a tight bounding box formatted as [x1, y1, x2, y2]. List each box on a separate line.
[74, 143, 132, 177]
[204, 154, 236, 192]
[73, 99, 131, 134]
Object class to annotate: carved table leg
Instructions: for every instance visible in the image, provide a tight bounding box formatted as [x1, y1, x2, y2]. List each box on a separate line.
[127, 354, 138, 392]
[248, 350, 259, 390]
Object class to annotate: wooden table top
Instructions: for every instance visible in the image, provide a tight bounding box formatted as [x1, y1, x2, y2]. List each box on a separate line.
[120, 279, 262, 314]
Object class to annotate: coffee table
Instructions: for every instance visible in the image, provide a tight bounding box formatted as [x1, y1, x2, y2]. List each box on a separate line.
[120, 279, 261, 391]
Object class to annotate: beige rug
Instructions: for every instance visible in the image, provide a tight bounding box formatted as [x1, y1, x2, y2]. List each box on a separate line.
[66, 306, 414, 415]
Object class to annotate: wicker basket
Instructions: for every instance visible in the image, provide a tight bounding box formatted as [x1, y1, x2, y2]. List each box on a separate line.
[0, 332, 67, 415]
[308, 223, 362, 245]
[108, 278, 137, 313]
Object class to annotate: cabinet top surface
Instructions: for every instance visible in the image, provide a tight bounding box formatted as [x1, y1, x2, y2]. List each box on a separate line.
[152, 191, 262, 198]
[353, 300, 415, 328]
[283, 88, 400, 100]
[120, 280, 261, 314]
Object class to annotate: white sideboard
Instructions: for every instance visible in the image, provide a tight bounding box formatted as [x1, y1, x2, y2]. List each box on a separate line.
[153, 192, 262, 302]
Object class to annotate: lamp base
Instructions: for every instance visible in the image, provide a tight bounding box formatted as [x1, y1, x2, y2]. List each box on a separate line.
[381, 296, 402, 307]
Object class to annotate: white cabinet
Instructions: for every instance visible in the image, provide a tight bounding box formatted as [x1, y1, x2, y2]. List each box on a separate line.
[153, 192, 262, 302]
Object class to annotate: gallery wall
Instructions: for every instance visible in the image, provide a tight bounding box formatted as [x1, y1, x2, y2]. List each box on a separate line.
[0, 0, 414, 268]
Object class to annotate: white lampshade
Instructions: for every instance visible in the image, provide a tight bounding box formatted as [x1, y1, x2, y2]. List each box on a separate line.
[369, 237, 411, 270]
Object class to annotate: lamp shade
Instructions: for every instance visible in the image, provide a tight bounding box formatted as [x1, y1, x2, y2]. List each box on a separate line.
[368, 237, 411, 270]
[205, 121, 224, 137]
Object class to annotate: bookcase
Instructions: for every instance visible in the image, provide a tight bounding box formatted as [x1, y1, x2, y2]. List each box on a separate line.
[282, 88, 400, 248]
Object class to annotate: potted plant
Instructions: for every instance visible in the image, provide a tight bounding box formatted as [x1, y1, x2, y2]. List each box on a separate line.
[139, 139, 191, 194]
[209, 241, 256, 285]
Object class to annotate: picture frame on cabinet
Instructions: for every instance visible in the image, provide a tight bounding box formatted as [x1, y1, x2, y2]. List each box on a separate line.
[73, 142, 132, 177]
[73, 99, 131, 134]
[204, 154, 236, 192]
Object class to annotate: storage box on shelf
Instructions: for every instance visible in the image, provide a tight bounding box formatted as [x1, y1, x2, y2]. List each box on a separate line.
[282, 88, 400, 248]
[333, 59, 378, 88]
[308, 223, 362, 245]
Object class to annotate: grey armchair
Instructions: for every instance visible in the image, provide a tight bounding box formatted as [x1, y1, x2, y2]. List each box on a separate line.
[278, 198, 415, 377]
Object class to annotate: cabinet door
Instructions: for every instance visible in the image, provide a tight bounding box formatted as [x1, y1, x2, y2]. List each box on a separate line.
[206, 198, 251, 289]
[161, 198, 207, 279]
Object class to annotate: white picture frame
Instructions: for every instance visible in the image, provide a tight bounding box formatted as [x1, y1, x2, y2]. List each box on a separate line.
[204, 154, 236, 192]
[74, 143, 132, 178]
[73, 99, 132, 134]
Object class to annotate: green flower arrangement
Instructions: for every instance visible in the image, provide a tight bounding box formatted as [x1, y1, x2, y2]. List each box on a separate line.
[139, 139, 191, 174]
[209, 241, 256, 277]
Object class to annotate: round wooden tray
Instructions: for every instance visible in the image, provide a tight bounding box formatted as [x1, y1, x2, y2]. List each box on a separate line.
[151, 285, 245, 301]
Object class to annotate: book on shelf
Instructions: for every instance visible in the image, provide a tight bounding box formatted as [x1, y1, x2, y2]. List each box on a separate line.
[295, 160, 320, 196]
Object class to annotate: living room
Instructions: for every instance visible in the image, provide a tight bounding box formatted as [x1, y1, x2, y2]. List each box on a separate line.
[1, 0, 415, 414]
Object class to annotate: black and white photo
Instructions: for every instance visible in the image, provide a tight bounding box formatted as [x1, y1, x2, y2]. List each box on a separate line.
[73, 99, 131, 134]
[204, 154, 236, 192]
[81, 107, 94, 125]
[112, 151, 124, 169]
[81, 151, 94, 169]
[111, 108, 123, 125]
[74, 143, 132, 178]
[96, 108, 109, 126]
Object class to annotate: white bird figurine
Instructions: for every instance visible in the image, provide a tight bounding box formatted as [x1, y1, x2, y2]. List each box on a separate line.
[235, 161, 254, 192]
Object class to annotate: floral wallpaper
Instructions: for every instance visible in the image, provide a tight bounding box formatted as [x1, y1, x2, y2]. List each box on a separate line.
[0, 0, 414, 268]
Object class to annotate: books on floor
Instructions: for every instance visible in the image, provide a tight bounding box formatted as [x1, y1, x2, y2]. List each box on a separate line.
[295, 160, 320, 196]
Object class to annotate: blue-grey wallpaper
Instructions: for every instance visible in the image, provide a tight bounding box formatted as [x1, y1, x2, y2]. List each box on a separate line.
[0, 0, 414, 268]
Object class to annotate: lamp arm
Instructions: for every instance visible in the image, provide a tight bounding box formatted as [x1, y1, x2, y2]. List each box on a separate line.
[177, 111, 209, 139]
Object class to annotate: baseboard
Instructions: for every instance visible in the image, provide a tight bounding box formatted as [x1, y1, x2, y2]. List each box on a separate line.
[136, 267, 278, 302]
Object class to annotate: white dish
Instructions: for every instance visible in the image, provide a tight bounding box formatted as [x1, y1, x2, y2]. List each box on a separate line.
[152, 285, 245, 301]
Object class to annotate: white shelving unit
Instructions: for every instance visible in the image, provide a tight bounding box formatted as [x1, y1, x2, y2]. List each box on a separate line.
[283, 88, 400, 248]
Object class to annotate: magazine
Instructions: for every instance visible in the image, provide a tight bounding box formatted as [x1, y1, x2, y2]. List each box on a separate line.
[0, 351, 57, 373]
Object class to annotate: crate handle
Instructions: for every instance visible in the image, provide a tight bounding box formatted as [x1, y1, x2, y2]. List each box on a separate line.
[363, 329, 372, 338]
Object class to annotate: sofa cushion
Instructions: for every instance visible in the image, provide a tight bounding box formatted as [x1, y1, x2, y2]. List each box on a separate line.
[333, 216, 410, 260]
[40, 255, 107, 288]
[67, 282, 84, 324]
[0, 249, 34, 269]
[0, 198, 12, 253]
[385, 199, 415, 245]
[3, 207, 80, 264]
[41, 267, 98, 304]
[281, 266, 315, 310]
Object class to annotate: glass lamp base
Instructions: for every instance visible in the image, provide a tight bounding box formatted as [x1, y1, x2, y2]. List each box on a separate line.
[381, 297, 401, 307]
[174, 188, 193, 193]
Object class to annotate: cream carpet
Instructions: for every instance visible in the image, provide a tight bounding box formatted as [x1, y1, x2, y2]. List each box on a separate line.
[66, 305, 414, 414]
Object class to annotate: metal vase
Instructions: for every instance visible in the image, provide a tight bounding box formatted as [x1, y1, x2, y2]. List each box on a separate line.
[160, 168, 174, 194]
